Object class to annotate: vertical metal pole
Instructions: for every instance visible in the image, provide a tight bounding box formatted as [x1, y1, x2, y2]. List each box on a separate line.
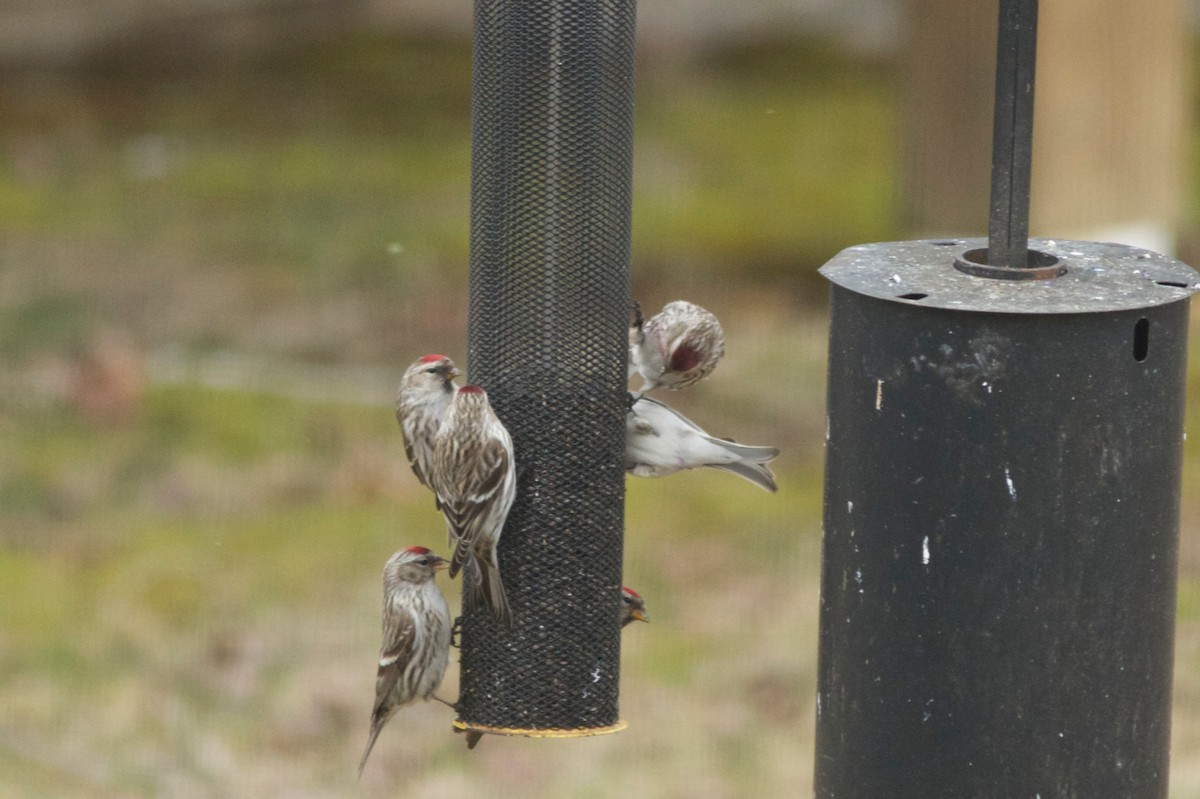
[987, 0, 1037, 268]
[458, 0, 636, 738]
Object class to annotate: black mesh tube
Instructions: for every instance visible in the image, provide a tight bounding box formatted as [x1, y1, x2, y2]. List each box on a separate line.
[458, 0, 636, 737]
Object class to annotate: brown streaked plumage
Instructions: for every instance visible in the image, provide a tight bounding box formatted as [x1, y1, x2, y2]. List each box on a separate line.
[395, 354, 461, 509]
[433, 384, 516, 626]
[629, 300, 725, 395]
[358, 546, 452, 777]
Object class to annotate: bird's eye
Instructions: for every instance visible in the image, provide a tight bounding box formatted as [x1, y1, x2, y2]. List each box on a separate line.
[425, 368, 437, 374]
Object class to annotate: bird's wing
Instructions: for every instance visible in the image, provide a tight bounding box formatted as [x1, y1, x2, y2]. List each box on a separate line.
[637, 397, 778, 460]
[360, 603, 416, 777]
[445, 438, 512, 572]
[637, 396, 703, 433]
[403, 437, 427, 484]
[374, 603, 418, 715]
[404, 437, 445, 511]
[710, 461, 778, 492]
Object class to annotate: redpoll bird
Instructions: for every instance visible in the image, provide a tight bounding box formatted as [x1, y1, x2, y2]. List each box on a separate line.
[395, 354, 461, 506]
[359, 546, 453, 777]
[629, 300, 725, 395]
[433, 384, 516, 626]
[626, 395, 779, 492]
[620, 586, 650, 628]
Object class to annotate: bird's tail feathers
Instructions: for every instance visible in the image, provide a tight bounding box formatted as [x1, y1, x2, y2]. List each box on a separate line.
[358, 717, 385, 779]
[461, 557, 486, 612]
[706, 437, 779, 463]
[460, 557, 510, 627]
[477, 557, 511, 627]
[710, 461, 778, 493]
[449, 535, 471, 579]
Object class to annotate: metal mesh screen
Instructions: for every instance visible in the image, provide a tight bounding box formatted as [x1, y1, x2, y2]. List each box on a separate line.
[460, 0, 636, 734]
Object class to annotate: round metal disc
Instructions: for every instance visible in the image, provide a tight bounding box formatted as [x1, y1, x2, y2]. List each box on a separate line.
[819, 238, 1200, 314]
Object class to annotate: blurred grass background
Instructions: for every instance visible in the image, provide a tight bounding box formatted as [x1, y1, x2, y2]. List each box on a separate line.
[0, 21, 1198, 799]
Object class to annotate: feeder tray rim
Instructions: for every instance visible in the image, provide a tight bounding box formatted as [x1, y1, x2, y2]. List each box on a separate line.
[453, 719, 628, 739]
[819, 237, 1200, 315]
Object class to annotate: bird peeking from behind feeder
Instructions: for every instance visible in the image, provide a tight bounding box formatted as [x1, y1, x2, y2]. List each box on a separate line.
[621, 586, 650, 627]
[629, 300, 725, 396]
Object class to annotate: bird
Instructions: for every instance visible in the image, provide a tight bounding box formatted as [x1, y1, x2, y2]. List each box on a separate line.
[395, 354, 461, 507]
[433, 384, 516, 626]
[620, 586, 650, 628]
[460, 585, 650, 750]
[359, 546, 453, 777]
[625, 395, 779, 492]
[629, 300, 725, 395]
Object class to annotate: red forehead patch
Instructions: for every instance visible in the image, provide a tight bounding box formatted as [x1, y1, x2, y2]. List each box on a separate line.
[459, 385, 485, 395]
[404, 545, 432, 555]
[419, 354, 448, 364]
[622, 586, 641, 598]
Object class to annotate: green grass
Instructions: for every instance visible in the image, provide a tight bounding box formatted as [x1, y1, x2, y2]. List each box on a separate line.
[0, 32, 896, 367]
[634, 45, 898, 279]
[0, 374, 825, 797]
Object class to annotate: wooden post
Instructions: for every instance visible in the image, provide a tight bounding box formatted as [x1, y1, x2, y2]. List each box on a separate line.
[903, 0, 1192, 253]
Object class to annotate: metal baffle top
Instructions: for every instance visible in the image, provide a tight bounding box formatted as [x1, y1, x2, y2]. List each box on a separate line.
[820, 238, 1200, 314]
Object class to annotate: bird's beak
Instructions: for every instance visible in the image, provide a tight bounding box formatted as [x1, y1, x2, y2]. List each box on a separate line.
[446, 366, 462, 380]
[433, 556, 450, 571]
[631, 610, 649, 624]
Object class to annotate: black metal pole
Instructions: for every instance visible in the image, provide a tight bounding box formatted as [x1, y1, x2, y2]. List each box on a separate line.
[814, 238, 1198, 797]
[458, 0, 636, 740]
[987, 0, 1037, 268]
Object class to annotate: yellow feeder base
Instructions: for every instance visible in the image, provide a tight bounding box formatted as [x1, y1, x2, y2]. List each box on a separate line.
[452, 719, 628, 740]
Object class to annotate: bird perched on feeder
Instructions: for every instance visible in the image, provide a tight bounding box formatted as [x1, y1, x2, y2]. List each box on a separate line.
[359, 546, 453, 777]
[460, 585, 650, 750]
[625, 395, 779, 492]
[433, 384, 516, 626]
[629, 300, 725, 396]
[620, 586, 650, 628]
[395, 354, 462, 507]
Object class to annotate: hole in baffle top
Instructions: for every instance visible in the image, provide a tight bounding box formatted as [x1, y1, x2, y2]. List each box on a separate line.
[953, 248, 1066, 281]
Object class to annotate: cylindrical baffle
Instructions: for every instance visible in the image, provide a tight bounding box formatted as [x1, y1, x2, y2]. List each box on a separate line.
[815, 238, 1199, 798]
[458, 0, 636, 740]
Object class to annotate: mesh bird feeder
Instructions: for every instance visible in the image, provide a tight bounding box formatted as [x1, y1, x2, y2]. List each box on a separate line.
[454, 0, 636, 741]
[815, 2, 1200, 796]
